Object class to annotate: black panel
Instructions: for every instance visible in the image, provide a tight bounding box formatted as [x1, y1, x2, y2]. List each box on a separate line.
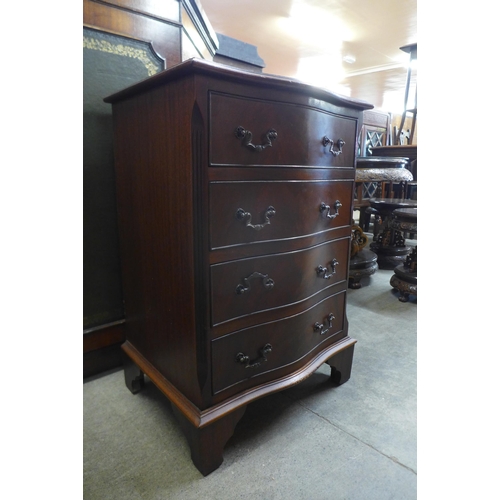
[83, 28, 164, 328]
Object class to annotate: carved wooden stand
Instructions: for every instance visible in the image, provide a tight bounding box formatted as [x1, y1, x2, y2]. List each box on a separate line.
[370, 234, 411, 269]
[349, 249, 378, 289]
[349, 225, 377, 289]
[368, 200, 416, 269]
[390, 247, 417, 302]
[389, 208, 417, 301]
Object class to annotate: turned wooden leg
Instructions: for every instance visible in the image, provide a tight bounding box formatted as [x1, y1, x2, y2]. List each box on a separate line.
[172, 405, 247, 476]
[326, 343, 355, 386]
[122, 352, 144, 394]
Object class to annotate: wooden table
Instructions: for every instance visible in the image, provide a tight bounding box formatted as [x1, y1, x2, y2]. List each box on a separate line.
[369, 198, 416, 236]
[391, 207, 417, 238]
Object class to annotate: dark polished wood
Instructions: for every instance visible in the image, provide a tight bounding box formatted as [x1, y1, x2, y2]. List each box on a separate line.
[83, 0, 183, 66]
[392, 207, 417, 238]
[371, 145, 417, 181]
[369, 198, 417, 211]
[369, 199, 416, 269]
[390, 246, 417, 302]
[211, 238, 350, 326]
[371, 145, 417, 161]
[83, 320, 125, 378]
[106, 58, 372, 475]
[83, 319, 125, 354]
[210, 93, 357, 167]
[390, 210, 417, 302]
[172, 404, 247, 476]
[123, 351, 145, 394]
[369, 198, 417, 239]
[393, 207, 417, 218]
[212, 291, 347, 397]
[327, 342, 356, 386]
[348, 249, 378, 289]
[209, 180, 353, 249]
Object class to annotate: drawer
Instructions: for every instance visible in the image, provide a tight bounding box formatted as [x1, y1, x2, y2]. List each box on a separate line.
[210, 237, 349, 326]
[209, 93, 356, 167]
[211, 291, 346, 395]
[210, 180, 352, 249]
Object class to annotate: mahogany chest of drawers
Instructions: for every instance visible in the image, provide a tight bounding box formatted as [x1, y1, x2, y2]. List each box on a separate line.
[105, 58, 373, 475]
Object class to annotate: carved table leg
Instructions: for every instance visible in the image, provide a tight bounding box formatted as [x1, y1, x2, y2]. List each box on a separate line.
[326, 343, 355, 386]
[172, 405, 247, 476]
[122, 352, 144, 394]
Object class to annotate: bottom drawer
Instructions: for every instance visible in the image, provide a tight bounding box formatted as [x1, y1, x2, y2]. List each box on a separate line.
[211, 291, 346, 396]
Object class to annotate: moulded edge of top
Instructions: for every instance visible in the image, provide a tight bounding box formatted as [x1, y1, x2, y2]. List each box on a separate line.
[103, 57, 374, 111]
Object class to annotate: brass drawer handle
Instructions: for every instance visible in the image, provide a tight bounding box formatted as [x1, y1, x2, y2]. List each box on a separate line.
[317, 259, 339, 279]
[236, 343, 272, 369]
[314, 313, 335, 335]
[322, 136, 345, 156]
[236, 272, 275, 295]
[235, 126, 278, 151]
[236, 206, 276, 230]
[320, 201, 342, 220]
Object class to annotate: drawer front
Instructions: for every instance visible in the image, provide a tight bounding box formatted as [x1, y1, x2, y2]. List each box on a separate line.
[211, 291, 346, 395]
[209, 93, 356, 167]
[210, 180, 352, 249]
[210, 238, 349, 325]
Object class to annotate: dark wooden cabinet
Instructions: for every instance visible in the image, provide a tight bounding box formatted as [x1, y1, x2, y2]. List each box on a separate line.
[105, 58, 373, 475]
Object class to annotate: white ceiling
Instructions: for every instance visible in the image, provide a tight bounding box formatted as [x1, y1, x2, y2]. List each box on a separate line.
[200, 0, 417, 113]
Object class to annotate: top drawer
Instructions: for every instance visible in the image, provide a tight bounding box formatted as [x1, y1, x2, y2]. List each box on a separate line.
[209, 93, 357, 168]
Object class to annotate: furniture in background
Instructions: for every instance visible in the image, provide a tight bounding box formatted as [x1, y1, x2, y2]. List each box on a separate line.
[372, 144, 417, 184]
[354, 110, 392, 224]
[369, 198, 417, 269]
[390, 208, 417, 301]
[395, 43, 417, 145]
[357, 110, 392, 156]
[365, 145, 417, 242]
[355, 156, 413, 231]
[391, 206, 417, 240]
[105, 58, 373, 475]
[361, 43, 418, 251]
[349, 224, 378, 289]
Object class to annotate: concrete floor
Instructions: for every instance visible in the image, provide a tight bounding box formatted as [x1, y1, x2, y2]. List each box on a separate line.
[83, 264, 416, 500]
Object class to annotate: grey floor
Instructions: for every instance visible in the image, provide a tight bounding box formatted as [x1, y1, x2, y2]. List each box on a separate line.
[83, 244, 417, 500]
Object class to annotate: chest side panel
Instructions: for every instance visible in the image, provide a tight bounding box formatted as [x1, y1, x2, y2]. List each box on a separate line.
[112, 79, 205, 406]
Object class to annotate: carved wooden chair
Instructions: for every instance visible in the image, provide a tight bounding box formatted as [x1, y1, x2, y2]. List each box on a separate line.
[354, 110, 392, 228]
